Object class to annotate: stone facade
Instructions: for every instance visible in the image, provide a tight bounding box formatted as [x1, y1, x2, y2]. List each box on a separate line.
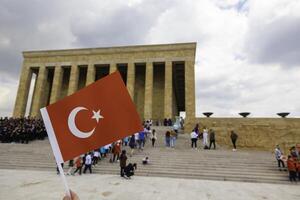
[13, 43, 197, 124]
[190, 118, 300, 153]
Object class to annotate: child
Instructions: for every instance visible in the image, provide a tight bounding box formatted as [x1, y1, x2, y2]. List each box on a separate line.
[142, 157, 149, 165]
[287, 155, 297, 182]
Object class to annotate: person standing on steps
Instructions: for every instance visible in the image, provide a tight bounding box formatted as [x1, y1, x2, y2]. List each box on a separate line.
[83, 152, 92, 174]
[150, 129, 157, 147]
[203, 127, 209, 149]
[209, 129, 216, 150]
[170, 129, 177, 148]
[287, 155, 297, 182]
[190, 130, 198, 149]
[72, 156, 83, 175]
[119, 150, 127, 177]
[230, 130, 238, 151]
[274, 145, 286, 171]
[165, 131, 171, 147]
[129, 134, 136, 157]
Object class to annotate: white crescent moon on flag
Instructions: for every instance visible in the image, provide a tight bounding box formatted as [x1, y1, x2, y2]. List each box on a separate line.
[68, 106, 95, 138]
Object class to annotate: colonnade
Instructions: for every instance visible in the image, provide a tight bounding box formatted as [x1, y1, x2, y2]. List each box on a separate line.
[13, 61, 184, 120]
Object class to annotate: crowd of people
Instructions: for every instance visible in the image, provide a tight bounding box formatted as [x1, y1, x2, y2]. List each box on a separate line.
[275, 144, 300, 182]
[59, 120, 156, 179]
[0, 117, 46, 143]
[1, 116, 298, 184]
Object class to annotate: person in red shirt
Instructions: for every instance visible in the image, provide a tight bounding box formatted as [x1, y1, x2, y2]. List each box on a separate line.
[297, 160, 300, 181]
[287, 155, 297, 182]
[72, 156, 83, 175]
[112, 142, 121, 162]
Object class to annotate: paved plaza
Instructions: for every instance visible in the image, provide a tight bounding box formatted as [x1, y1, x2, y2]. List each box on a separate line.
[0, 169, 299, 200]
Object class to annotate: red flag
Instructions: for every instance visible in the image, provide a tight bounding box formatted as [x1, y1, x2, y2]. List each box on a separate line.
[41, 71, 142, 163]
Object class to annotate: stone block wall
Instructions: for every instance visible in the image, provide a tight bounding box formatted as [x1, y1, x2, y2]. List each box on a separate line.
[186, 118, 300, 153]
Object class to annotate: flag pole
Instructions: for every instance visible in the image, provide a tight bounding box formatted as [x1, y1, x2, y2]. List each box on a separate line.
[57, 161, 71, 198]
[40, 107, 71, 198]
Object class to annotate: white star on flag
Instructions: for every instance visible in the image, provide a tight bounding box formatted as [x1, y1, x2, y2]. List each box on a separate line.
[92, 110, 104, 123]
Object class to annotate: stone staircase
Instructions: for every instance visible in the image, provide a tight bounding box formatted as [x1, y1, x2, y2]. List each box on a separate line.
[0, 126, 290, 184]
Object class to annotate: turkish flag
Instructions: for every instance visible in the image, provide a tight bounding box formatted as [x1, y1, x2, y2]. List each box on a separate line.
[40, 71, 142, 163]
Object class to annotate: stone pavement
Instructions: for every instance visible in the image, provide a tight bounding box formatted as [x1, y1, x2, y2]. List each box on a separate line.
[0, 169, 299, 200]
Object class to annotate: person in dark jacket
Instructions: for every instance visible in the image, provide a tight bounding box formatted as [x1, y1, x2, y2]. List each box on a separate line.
[124, 163, 137, 178]
[209, 129, 216, 149]
[230, 130, 238, 151]
[129, 135, 136, 157]
[119, 150, 127, 177]
[165, 131, 171, 147]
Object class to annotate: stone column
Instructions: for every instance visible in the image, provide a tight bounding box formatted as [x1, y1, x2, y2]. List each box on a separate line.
[86, 63, 95, 86]
[49, 66, 63, 104]
[185, 60, 196, 120]
[164, 61, 173, 119]
[184, 60, 196, 133]
[68, 64, 79, 95]
[30, 66, 47, 117]
[144, 62, 153, 119]
[126, 62, 135, 100]
[13, 63, 32, 117]
[109, 63, 117, 74]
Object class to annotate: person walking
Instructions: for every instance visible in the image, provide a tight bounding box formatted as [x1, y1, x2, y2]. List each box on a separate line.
[83, 152, 92, 174]
[119, 150, 127, 177]
[93, 150, 100, 165]
[190, 130, 198, 149]
[275, 145, 286, 171]
[72, 156, 83, 175]
[209, 129, 216, 149]
[150, 129, 157, 147]
[230, 130, 238, 151]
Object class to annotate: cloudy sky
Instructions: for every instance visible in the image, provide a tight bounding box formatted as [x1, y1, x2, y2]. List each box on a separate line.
[0, 0, 299, 118]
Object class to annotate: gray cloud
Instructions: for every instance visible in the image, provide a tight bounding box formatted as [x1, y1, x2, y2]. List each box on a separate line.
[246, 16, 300, 67]
[71, 1, 171, 47]
[0, 0, 300, 117]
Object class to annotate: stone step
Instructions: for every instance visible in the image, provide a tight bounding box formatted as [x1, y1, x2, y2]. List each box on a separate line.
[0, 163, 287, 178]
[0, 158, 277, 170]
[0, 126, 286, 184]
[0, 164, 289, 184]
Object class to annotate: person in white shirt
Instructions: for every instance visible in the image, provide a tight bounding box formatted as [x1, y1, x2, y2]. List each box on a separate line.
[190, 131, 198, 149]
[203, 128, 208, 147]
[93, 150, 100, 165]
[83, 152, 92, 174]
